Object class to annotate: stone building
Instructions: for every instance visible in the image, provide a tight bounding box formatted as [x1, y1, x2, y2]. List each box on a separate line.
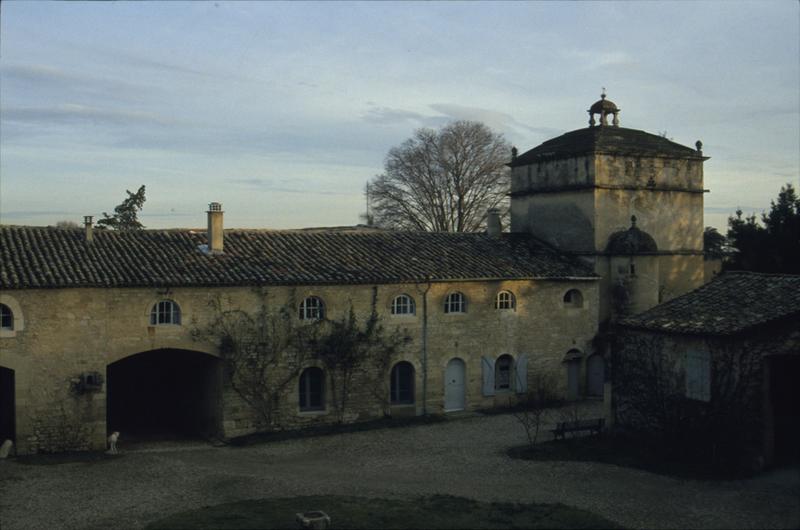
[614, 272, 800, 468]
[0, 95, 710, 454]
[509, 92, 708, 322]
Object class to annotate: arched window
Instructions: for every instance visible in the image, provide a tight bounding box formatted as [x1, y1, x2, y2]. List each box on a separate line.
[563, 289, 584, 308]
[150, 300, 181, 325]
[390, 361, 415, 404]
[299, 367, 325, 411]
[444, 292, 466, 314]
[299, 296, 325, 320]
[495, 354, 513, 391]
[0, 304, 13, 331]
[391, 295, 416, 316]
[495, 291, 516, 310]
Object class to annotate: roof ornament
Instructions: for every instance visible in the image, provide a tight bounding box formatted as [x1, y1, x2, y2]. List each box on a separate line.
[630, 215, 637, 228]
[588, 89, 620, 128]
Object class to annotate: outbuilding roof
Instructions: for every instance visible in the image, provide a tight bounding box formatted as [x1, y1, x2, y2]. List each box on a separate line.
[0, 225, 597, 289]
[620, 271, 800, 335]
[509, 126, 705, 166]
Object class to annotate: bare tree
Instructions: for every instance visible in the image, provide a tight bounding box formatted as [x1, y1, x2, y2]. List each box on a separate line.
[307, 289, 411, 423]
[192, 294, 311, 429]
[513, 374, 560, 448]
[370, 121, 511, 232]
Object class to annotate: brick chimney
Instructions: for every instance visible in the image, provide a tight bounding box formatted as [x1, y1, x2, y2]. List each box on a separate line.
[207, 202, 224, 254]
[486, 208, 502, 238]
[84, 216, 94, 243]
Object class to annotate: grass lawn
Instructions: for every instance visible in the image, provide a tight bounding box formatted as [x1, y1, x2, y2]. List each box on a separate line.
[508, 434, 753, 480]
[146, 494, 621, 529]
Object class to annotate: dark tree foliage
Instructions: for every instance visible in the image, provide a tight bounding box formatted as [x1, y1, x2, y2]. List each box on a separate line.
[96, 185, 146, 230]
[369, 121, 511, 232]
[726, 183, 800, 273]
[703, 226, 727, 261]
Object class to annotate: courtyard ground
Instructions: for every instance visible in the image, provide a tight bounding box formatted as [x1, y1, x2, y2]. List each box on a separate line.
[1, 404, 798, 530]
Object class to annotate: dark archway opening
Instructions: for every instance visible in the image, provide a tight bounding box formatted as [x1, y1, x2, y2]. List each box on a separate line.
[770, 355, 800, 464]
[107, 349, 222, 440]
[0, 366, 15, 442]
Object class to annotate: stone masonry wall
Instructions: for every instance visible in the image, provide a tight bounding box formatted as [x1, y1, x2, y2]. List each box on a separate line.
[0, 278, 598, 454]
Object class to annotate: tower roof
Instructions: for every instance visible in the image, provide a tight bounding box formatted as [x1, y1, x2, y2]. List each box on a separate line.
[509, 126, 706, 166]
[605, 216, 659, 254]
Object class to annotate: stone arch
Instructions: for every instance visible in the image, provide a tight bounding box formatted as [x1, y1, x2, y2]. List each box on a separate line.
[106, 347, 223, 439]
[0, 351, 31, 453]
[0, 294, 25, 338]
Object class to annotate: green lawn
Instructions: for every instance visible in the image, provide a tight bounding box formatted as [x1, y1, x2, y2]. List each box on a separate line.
[146, 494, 621, 529]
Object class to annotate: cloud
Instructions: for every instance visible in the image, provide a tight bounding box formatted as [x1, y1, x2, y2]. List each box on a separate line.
[2, 104, 179, 128]
[361, 107, 446, 128]
[428, 103, 561, 137]
[1, 63, 146, 102]
[228, 178, 354, 196]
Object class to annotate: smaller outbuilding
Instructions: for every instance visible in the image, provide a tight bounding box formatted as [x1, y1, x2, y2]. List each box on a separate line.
[612, 271, 800, 469]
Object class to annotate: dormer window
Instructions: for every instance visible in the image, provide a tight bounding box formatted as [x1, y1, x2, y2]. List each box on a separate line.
[299, 296, 325, 321]
[444, 292, 466, 314]
[563, 289, 584, 309]
[150, 300, 181, 325]
[495, 291, 516, 310]
[391, 294, 416, 316]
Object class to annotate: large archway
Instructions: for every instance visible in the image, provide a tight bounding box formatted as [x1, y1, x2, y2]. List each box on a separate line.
[0, 366, 14, 443]
[107, 349, 222, 440]
[768, 354, 800, 464]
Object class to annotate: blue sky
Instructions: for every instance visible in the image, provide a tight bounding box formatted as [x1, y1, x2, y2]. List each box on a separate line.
[1, 1, 798, 231]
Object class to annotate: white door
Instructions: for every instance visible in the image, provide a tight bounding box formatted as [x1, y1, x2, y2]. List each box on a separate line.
[586, 354, 605, 397]
[444, 358, 466, 411]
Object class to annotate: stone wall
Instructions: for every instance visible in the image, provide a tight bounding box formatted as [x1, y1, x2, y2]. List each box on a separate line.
[0, 278, 599, 453]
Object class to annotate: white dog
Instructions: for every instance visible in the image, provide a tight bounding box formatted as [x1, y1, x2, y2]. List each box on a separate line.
[107, 431, 120, 454]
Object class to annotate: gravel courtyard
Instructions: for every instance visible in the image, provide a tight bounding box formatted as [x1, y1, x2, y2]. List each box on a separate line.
[1, 409, 798, 530]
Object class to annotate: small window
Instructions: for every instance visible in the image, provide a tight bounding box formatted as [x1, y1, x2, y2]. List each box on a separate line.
[563, 289, 584, 308]
[444, 292, 466, 314]
[299, 367, 325, 411]
[299, 296, 325, 320]
[495, 354, 513, 391]
[0, 304, 13, 330]
[390, 361, 415, 404]
[391, 294, 416, 316]
[495, 291, 516, 310]
[150, 300, 181, 325]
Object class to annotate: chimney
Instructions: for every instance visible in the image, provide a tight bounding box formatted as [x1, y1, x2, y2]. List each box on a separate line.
[84, 216, 94, 243]
[486, 208, 502, 238]
[207, 202, 224, 254]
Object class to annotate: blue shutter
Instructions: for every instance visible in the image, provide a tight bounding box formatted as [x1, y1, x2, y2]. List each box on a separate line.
[686, 351, 711, 402]
[514, 354, 528, 394]
[481, 356, 495, 396]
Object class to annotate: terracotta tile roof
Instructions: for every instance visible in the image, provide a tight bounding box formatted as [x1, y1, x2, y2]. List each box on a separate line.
[0, 226, 596, 289]
[510, 126, 705, 167]
[620, 271, 800, 335]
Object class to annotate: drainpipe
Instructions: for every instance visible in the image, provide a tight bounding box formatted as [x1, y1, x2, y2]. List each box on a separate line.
[416, 275, 432, 415]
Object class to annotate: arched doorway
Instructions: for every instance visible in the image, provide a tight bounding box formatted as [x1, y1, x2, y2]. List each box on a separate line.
[0, 366, 14, 443]
[107, 349, 222, 440]
[564, 349, 582, 400]
[444, 358, 466, 412]
[586, 354, 605, 398]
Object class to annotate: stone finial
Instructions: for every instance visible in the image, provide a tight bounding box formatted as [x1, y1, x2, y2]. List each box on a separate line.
[511, 146, 518, 161]
[630, 215, 637, 228]
[695, 140, 703, 153]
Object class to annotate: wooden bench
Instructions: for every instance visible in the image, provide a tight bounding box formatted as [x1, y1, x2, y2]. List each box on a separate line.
[551, 418, 605, 440]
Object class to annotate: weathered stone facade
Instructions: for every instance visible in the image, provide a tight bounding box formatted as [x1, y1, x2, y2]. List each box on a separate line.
[1, 278, 598, 454]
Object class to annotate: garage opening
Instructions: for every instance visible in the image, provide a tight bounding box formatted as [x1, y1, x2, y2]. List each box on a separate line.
[107, 349, 222, 440]
[0, 366, 14, 443]
[769, 355, 800, 464]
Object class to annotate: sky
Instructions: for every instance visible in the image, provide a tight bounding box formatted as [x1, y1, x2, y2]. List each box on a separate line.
[1, 1, 798, 232]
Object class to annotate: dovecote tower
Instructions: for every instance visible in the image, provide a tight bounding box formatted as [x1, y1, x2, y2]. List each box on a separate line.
[509, 93, 709, 322]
